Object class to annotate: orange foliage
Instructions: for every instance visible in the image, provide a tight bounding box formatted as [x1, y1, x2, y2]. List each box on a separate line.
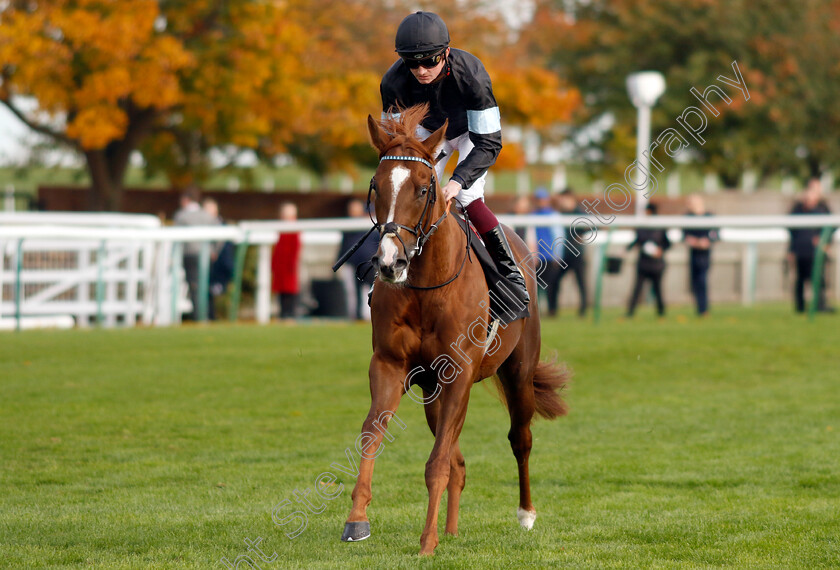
[494, 143, 527, 171]
[0, 0, 582, 182]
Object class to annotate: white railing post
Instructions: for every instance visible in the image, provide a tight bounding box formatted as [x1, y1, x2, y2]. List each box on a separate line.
[741, 242, 758, 306]
[154, 240, 172, 326]
[141, 241, 156, 325]
[125, 242, 139, 326]
[77, 243, 91, 327]
[104, 242, 117, 327]
[170, 242, 184, 325]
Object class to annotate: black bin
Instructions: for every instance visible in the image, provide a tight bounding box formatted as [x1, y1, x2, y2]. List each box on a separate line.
[605, 256, 623, 274]
[310, 279, 348, 317]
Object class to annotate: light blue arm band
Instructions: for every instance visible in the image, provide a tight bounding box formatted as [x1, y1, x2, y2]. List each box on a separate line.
[467, 107, 501, 135]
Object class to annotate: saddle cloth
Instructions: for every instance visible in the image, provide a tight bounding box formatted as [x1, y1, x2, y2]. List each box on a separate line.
[454, 215, 530, 326]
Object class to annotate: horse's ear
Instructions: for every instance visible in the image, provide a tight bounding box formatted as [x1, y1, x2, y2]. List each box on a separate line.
[368, 115, 391, 152]
[423, 120, 448, 163]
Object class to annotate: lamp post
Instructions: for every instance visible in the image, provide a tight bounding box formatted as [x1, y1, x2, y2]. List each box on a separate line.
[626, 71, 665, 216]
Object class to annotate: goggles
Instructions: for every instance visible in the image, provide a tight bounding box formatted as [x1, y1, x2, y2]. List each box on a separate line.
[400, 49, 446, 70]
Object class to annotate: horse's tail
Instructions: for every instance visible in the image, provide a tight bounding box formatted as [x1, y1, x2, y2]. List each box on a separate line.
[532, 356, 571, 420]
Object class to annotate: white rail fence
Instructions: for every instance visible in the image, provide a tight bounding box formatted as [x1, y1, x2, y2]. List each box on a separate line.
[1, 213, 838, 330]
[0, 214, 275, 330]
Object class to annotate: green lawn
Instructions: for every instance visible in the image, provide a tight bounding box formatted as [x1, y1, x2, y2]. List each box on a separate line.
[1, 305, 838, 568]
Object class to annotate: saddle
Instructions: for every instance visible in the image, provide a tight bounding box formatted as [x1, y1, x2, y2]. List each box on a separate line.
[453, 215, 530, 326]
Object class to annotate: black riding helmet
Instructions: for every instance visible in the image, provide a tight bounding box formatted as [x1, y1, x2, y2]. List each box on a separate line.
[395, 11, 449, 57]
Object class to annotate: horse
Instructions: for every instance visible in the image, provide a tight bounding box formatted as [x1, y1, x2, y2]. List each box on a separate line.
[341, 104, 570, 556]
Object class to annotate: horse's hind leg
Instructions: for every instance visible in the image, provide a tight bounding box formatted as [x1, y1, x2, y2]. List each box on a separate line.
[419, 380, 471, 555]
[444, 441, 466, 536]
[423, 395, 467, 537]
[497, 346, 538, 530]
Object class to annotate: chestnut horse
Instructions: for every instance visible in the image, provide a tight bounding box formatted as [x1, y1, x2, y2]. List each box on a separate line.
[341, 105, 569, 556]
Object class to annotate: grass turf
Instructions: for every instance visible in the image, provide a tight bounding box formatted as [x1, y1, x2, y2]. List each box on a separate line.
[1, 305, 838, 568]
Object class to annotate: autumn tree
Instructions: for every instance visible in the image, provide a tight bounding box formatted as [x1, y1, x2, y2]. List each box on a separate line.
[0, 1, 582, 210]
[0, 0, 375, 209]
[538, 0, 840, 185]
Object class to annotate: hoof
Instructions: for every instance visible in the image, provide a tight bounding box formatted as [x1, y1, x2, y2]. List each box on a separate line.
[517, 507, 536, 530]
[341, 521, 371, 542]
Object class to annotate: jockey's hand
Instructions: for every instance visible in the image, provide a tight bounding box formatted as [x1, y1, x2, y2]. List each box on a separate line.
[442, 179, 462, 202]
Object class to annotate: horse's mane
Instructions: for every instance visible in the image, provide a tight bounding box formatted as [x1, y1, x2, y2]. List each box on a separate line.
[379, 104, 432, 157]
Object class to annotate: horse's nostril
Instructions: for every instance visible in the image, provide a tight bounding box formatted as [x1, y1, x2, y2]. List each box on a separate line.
[394, 258, 408, 271]
[371, 256, 380, 268]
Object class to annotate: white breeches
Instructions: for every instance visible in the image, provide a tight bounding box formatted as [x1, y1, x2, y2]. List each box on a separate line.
[417, 125, 487, 208]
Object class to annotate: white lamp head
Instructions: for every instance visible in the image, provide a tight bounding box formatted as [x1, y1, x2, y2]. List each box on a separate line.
[626, 71, 666, 108]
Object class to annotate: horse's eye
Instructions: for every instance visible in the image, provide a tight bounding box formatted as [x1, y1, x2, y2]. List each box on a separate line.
[419, 186, 428, 197]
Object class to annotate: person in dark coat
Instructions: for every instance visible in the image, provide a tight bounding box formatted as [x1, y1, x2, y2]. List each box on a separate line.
[532, 187, 564, 317]
[337, 199, 379, 320]
[788, 178, 834, 313]
[682, 194, 719, 316]
[627, 202, 671, 318]
[203, 198, 235, 321]
[556, 188, 589, 317]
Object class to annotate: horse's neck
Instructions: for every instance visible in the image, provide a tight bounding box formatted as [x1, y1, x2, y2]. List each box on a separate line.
[407, 208, 463, 287]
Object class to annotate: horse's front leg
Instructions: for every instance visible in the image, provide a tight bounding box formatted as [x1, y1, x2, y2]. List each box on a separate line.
[341, 354, 405, 542]
[419, 378, 472, 556]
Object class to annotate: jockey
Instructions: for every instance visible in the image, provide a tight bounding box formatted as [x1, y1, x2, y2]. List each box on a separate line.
[380, 11, 530, 306]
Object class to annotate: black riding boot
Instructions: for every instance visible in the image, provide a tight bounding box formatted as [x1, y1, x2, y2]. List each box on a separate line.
[482, 225, 530, 306]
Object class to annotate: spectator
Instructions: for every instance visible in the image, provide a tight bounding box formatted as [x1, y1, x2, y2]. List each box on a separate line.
[555, 188, 588, 317]
[682, 194, 719, 316]
[788, 178, 834, 313]
[337, 199, 378, 321]
[203, 198, 235, 321]
[271, 202, 302, 320]
[626, 202, 671, 318]
[173, 187, 219, 321]
[532, 187, 564, 317]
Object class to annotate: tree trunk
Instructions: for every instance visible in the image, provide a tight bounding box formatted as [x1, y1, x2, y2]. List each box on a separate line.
[85, 150, 123, 211]
[82, 107, 157, 211]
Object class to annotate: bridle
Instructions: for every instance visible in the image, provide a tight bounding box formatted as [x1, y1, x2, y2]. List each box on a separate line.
[372, 154, 446, 259]
[364, 153, 470, 290]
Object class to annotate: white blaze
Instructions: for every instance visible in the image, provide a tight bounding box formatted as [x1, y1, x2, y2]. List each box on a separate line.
[379, 235, 399, 266]
[377, 165, 411, 282]
[387, 166, 410, 223]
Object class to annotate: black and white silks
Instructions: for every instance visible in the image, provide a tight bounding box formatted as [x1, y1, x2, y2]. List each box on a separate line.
[380, 48, 502, 191]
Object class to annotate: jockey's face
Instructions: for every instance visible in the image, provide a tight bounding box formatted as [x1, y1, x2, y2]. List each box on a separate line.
[409, 48, 449, 84]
